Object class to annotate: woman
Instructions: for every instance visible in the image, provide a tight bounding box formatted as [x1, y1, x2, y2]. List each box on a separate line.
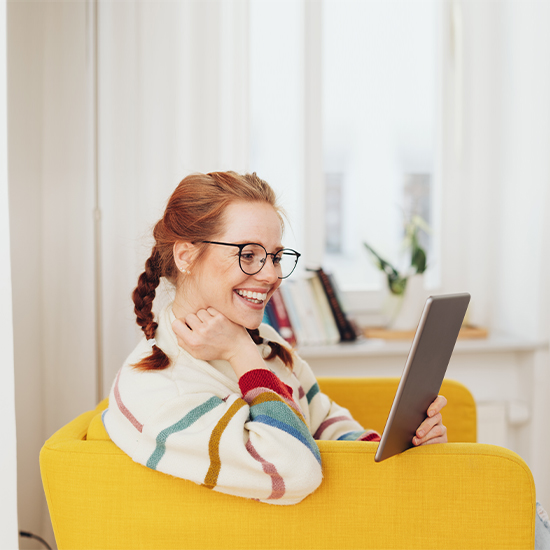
[103, 171, 448, 505]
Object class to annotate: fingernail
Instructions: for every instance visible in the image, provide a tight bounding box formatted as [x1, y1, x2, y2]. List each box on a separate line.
[417, 430, 424, 437]
[428, 409, 434, 417]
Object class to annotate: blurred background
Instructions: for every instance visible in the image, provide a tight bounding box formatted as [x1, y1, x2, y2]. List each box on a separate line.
[3, 0, 550, 547]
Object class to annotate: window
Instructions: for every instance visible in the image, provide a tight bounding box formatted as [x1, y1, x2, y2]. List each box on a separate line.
[250, 0, 440, 298]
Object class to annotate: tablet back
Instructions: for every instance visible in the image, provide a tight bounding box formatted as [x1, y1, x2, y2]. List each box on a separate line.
[374, 293, 471, 462]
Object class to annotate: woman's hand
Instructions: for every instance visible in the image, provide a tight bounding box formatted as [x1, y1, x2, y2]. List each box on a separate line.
[412, 395, 448, 446]
[172, 308, 266, 377]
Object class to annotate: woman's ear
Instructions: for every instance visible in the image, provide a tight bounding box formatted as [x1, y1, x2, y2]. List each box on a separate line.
[173, 242, 197, 275]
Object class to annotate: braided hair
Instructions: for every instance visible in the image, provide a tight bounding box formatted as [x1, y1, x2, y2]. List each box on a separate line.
[132, 171, 294, 371]
[246, 329, 294, 368]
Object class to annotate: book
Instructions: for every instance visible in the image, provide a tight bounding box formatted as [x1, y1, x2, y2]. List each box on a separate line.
[307, 273, 340, 344]
[279, 283, 307, 346]
[298, 276, 328, 345]
[315, 268, 358, 342]
[285, 279, 325, 346]
[269, 288, 297, 347]
[263, 299, 280, 333]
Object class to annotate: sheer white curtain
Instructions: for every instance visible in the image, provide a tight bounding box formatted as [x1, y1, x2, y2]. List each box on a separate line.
[7, 0, 250, 542]
[1, 0, 20, 546]
[440, 0, 550, 337]
[98, 0, 250, 396]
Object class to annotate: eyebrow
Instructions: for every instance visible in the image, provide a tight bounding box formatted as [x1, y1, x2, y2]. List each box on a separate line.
[233, 241, 285, 250]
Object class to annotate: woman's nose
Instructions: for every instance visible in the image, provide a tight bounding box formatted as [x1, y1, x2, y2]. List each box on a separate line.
[256, 258, 279, 282]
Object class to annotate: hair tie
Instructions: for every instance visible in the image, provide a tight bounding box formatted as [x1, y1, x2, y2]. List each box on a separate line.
[246, 328, 293, 368]
[147, 338, 157, 347]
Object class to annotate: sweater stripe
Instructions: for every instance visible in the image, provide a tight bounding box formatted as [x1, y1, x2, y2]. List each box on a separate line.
[239, 369, 294, 400]
[146, 396, 223, 470]
[250, 392, 307, 427]
[248, 394, 319, 463]
[313, 415, 354, 439]
[114, 369, 144, 433]
[254, 414, 322, 464]
[337, 430, 378, 441]
[292, 372, 306, 400]
[244, 388, 305, 422]
[306, 382, 320, 404]
[245, 439, 286, 500]
[359, 431, 381, 442]
[203, 399, 248, 489]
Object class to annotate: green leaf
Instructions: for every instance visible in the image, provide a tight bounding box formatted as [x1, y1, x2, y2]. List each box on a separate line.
[411, 246, 427, 274]
[363, 242, 400, 279]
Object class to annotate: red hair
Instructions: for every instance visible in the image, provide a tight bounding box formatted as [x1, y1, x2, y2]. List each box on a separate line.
[132, 171, 293, 370]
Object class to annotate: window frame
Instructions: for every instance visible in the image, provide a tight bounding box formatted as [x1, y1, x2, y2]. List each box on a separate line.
[301, 0, 444, 322]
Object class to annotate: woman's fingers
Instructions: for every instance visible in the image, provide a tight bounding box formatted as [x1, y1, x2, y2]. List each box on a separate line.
[413, 418, 447, 445]
[195, 308, 216, 323]
[171, 308, 254, 363]
[413, 395, 449, 446]
[172, 317, 193, 341]
[182, 308, 219, 331]
[427, 394, 447, 417]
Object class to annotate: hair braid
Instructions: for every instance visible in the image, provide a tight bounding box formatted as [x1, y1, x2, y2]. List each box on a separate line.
[246, 328, 294, 369]
[132, 249, 170, 370]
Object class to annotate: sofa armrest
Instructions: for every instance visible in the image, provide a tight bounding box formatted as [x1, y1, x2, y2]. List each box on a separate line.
[317, 440, 535, 549]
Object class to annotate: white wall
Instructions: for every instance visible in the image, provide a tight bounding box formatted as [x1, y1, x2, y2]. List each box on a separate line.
[1, 0, 20, 546]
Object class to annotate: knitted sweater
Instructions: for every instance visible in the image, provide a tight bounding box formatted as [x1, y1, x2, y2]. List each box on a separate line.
[103, 304, 380, 505]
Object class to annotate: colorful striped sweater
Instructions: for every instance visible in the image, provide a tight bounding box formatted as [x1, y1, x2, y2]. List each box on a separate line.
[103, 304, 380, 505]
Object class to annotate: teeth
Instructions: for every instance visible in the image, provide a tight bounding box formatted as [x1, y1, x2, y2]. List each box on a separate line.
[236, 289, 267, 302]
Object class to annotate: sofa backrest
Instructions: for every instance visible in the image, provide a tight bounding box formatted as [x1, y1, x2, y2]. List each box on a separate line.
[317, 377, 477, 442]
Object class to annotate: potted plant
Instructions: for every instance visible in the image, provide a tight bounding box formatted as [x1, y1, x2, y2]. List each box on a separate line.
[363, 215, 429, 329]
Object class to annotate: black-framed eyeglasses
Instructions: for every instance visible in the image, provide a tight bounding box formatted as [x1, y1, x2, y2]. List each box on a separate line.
[202, 241, 301, 279]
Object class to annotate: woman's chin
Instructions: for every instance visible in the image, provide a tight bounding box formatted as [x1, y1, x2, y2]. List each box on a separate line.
[243, 317, 263, 331]
[227, 309, 264, 331]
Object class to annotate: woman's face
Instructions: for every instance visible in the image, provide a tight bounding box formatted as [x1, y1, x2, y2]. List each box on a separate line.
[179, 201, 284, 330]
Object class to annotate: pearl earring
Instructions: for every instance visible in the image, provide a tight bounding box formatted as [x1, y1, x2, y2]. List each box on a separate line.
[180, 267, 191, 275]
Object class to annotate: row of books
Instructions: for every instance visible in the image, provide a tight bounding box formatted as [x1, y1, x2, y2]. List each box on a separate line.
[263, 267, 361, 347]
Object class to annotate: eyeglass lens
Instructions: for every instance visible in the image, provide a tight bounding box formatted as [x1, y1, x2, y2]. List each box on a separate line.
[239, 244, 298, 278]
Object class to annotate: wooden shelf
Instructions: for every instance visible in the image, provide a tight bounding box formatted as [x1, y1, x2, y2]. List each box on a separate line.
[363, 325, 489, 341]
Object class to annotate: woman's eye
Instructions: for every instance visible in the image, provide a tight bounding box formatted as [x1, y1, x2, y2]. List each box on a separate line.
[241, 253, 256, 262]
[272, 256, 282, 266]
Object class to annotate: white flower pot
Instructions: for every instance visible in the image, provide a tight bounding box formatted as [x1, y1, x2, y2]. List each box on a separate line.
[384, 274, 427, 331]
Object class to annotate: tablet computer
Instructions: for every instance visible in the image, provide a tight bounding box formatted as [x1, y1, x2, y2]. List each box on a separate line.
[374, 292, 471, 462]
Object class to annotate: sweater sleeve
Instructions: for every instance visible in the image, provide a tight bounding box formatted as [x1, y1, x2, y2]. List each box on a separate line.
[104, 366, 323, 505]
[258, 323, 381, 442]
[261, 325, 380, 441]
[293, 354, 381, 443]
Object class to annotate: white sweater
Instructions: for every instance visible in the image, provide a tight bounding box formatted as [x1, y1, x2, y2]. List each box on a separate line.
[103, 304, 378, 505]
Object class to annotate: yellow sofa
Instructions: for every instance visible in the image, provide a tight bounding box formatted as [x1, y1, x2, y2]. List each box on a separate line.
[40, 378, 536, 549]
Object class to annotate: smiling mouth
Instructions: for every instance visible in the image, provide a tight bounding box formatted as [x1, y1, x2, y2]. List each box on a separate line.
[235, 289, 268, 304]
